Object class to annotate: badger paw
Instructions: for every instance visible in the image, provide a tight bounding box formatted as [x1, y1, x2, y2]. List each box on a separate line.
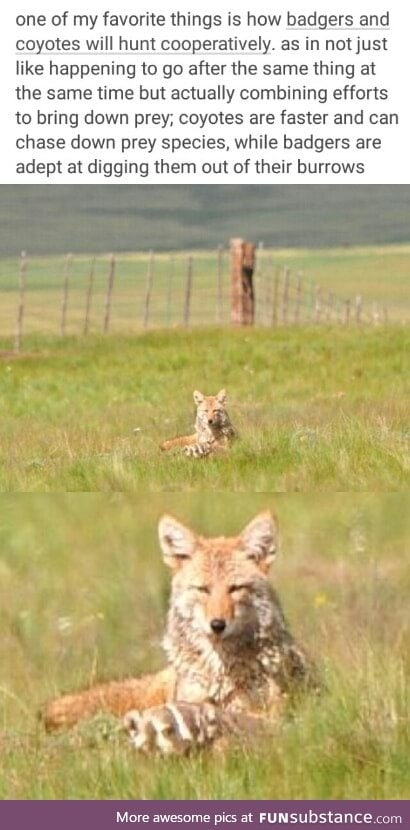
[184, 443, 212, 458]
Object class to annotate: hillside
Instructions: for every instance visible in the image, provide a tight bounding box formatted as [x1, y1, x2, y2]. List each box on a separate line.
[1, 185, 409, 256]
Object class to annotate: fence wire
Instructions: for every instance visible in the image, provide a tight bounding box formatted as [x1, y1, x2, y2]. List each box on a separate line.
[0, 247, 393, 352]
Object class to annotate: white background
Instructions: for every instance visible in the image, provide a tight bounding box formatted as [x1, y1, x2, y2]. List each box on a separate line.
[0, 0, 409, 183]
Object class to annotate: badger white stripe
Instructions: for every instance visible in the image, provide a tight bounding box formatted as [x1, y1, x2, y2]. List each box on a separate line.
[166, 704, 194, 742]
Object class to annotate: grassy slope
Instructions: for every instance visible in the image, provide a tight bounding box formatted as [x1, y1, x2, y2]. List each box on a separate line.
[1, 493, 409, 798]
[266, 245, 410, 321]
[0, 326, 408, 492]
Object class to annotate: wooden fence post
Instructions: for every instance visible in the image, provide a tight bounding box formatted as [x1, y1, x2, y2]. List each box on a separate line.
[272, 269, 279, 327]
[326, 292, 334, 323]
[83, 256, 96, 335]
[60, 253, 72, 337]
[166, 255, 174, 327]
[263, 255, 274, 326]
[344, 298, 351, 326]
[314, 286, 322, 323]
[282, 267, 290, 324]
[143, 250, 154, 329]
[294, 271, 303, 324]
[216, 245, 223, 324]
[257, 241, 265, 326]
[14, 250, 27, 354]
[309, 280, 316, 323]
[230, 238, 242, 325]
[230, 238, 255, 325]
[103, 254, 116, 334]
[355, 294, 362, 325]
[183, 255, 193, 326]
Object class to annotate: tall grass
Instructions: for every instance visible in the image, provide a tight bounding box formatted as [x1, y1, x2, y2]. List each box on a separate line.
[0, 493, 409, 798]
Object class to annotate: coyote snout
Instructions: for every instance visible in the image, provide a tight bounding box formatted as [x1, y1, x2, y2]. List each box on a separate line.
[209, 618, 226, 634]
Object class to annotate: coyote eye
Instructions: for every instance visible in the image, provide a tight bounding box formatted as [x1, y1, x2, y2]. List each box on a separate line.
[229, 584, 250, 594]
[191, 585, 210, 594]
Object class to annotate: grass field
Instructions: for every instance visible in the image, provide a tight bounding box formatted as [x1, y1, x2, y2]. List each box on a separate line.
[1, 493, 409, 799]
[0, 244, 409, 336]
[0, 325, 408, 492]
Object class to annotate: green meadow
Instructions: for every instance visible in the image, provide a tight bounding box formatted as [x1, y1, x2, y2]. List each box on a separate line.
[0, 242, 408, 492]
[0, 493, 409, 799]
[0, 324, 407, 492]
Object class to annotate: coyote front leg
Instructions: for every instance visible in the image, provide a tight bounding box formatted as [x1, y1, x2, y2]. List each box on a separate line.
[42, 668, 174, 731]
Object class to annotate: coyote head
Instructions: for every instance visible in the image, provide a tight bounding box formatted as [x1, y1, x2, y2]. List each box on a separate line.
[158, 512, 285, 656]
[193, 389, 229, 431]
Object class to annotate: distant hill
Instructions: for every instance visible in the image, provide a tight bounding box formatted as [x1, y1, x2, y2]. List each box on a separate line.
[0, 184, 409, 256]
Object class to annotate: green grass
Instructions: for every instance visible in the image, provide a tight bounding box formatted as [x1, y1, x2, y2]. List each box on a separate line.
[1, 493, 409, 798]
[0, 326, 408, 492]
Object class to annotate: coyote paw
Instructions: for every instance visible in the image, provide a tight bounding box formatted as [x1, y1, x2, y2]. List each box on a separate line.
[124, 702, 221, 756]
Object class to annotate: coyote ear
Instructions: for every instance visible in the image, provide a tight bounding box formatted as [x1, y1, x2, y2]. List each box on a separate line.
[217, 389, 227, 404]
[240, 511, 278, 572]
[158, 515, 196, 570]
[193, 391, 204, 405]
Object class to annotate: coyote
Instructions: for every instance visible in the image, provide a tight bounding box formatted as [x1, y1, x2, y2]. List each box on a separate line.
[160, 389, 236, 458]
[43, 512, 318, 754]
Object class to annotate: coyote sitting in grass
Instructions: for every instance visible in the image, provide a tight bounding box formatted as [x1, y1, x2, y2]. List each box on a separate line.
[43, 512, 318, 754]
[160, 389, 236, 458]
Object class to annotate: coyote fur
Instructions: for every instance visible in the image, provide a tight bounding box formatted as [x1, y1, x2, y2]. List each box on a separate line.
[43, 512, 318, 754]
[160, 389, 236, 458]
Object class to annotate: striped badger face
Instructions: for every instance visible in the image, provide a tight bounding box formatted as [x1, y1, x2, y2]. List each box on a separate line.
[124, 702, 221, 756]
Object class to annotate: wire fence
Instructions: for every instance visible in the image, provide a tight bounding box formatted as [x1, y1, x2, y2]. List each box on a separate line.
[0, 246, 392, 353]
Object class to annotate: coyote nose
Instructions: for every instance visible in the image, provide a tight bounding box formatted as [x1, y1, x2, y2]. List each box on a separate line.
[208, 418, 214, 424]
[210, 618, 226, 634]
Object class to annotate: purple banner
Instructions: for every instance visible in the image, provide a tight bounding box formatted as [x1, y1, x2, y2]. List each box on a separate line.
[0, 801, 408, 830]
